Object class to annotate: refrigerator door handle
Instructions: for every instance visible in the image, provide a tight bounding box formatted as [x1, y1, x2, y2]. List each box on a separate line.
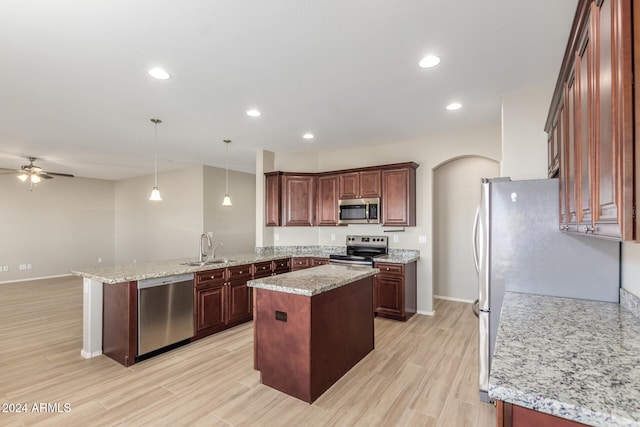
[472, 205, 480, 273]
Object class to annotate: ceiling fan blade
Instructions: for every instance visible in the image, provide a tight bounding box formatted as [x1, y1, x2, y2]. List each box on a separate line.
[45, 172, 74, 178]
[38, 172, 54, 180]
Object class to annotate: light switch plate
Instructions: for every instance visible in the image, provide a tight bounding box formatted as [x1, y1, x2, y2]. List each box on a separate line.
[418, 235, 427, 244]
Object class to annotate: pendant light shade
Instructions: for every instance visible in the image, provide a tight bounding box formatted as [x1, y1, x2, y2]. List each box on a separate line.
[222, 139, 232, 206]
[149, 118, 162, 201]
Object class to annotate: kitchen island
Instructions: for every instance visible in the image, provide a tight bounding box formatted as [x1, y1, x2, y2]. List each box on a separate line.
[248, 264, 379, 403]
[489, 291, 640, 427]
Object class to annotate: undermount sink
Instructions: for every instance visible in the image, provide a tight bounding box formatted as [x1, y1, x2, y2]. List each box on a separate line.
[181, 259, 234, 267]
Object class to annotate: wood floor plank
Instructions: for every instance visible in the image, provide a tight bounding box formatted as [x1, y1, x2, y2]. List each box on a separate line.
[0, 277, 496, 426]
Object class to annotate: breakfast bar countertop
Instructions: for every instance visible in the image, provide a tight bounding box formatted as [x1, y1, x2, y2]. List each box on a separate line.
[247, 264, 379, 297]
[489, 291, 640, 427]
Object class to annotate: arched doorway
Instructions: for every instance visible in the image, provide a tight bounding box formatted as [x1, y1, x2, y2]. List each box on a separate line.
[433, 156, 499, 301]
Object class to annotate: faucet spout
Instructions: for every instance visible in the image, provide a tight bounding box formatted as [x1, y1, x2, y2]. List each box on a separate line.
[199, 233, 212, 262]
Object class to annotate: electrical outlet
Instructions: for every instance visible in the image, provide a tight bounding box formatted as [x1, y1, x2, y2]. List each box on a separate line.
[27, 264, 32, 270]
[393, 235, 399, 243]
[19, 264, 26, 271]
[207, 231, 214, 238]
[133, 259, 137, 264]
[331, 233, 336, 241]
[98, 257, 102, 263]
[418, 235, 427, 244]
[274, 233, 280, 241]
[2, 266, 8, 272]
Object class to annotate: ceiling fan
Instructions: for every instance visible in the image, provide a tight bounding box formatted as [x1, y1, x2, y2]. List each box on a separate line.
[1, 156, 74, 190]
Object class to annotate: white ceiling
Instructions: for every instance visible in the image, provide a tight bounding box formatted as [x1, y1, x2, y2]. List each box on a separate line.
[0, 0, 577, 180]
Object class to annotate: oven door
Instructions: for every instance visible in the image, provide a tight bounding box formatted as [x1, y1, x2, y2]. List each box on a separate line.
[329, 255, 373, 267]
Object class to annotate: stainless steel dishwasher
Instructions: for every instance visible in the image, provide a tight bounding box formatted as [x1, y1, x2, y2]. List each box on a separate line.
[137, 273, 194, 356]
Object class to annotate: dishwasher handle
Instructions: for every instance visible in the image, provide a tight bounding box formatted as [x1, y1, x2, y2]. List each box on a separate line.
[137, 273, 194, 289]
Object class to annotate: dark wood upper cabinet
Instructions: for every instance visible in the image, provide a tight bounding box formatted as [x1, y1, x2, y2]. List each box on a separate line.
[546, 0, 634, 240]
[317, 174, 339, 226]
[265, 162, 418, 227]
[381, 165, 417, 226]
[282, 174, 316, 226]
[265, 172, 282, 227]
[338, 170, 381, 199]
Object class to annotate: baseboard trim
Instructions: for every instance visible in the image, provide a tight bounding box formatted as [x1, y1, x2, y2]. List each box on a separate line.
[81, 349, 102, 359]
[0, 273, 73, 285]
[434, 295, 475, 304]
[417, 309, 435, 316]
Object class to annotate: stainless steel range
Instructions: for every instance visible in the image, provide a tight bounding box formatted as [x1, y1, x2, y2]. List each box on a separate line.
[329, 235, 388, 266]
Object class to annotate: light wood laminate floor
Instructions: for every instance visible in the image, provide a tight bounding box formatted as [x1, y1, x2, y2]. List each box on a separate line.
[0, 276, 495, 426]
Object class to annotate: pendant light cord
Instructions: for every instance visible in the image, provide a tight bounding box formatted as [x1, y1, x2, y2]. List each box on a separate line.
[225, 141, 229, 194]
[154, 122, 158, 186]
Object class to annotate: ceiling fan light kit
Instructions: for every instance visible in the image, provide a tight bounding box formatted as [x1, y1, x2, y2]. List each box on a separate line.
[3, 156, 74, 190]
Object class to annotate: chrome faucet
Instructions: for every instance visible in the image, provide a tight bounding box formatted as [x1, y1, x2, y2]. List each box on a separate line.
[199, 233, 212, 262]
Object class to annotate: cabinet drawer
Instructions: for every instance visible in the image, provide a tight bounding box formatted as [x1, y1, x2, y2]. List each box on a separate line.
[291, 257, 311, 270]
[196, 269, 226, 285]
[374, 262, 404, 276]
[253, 261, 273, 279]
[227, 264, 253, 282]
[312, 257, 329, 266]
[273, 258, 290, 275]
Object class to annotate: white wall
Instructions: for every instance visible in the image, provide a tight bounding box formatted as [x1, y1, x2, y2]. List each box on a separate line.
[622, 244, 640, 296]
[203, 166, 256, 257]
[114, 166, 204, 264]
[0, 174, 115, 283]
[263, 126, 502, 315]
[501, 85, 552, 180]
[433, 156, 500, 301]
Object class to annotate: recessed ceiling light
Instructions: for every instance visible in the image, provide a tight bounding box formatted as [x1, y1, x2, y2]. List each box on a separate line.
[246, 109, 262, 117]
[446, 102, 462, 111]
[419, 55, 441, 68]
[148, 68, 171, 80]
[302, 133, 314, 140]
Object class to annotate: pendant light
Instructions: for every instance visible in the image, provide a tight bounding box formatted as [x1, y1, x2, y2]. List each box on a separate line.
[222, 139, 232, 206]
[149, 118, 162, 201]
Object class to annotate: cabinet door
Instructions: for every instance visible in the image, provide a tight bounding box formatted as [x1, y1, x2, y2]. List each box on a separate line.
[195, 283, 225, 333]
[265, 173, 282, 227]
[374, 273, 403, 318]
[576, 24, 594, 232]
[566, 75, 579, 230]
[382, 167, 416, 226]
[317, 174, 339, 225]
[273, 258, 291, 275]
[338, 172, 360, 199]
[592, 0, 633, 239]
[282, 175, 316, 226]
[360, 170, 381, 198]
[227, 280, 252, 325]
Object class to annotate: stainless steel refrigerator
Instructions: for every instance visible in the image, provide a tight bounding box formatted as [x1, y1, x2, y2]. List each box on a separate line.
[473, 177, 620, 403]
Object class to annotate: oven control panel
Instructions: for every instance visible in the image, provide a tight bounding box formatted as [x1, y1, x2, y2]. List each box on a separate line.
[346, 235, 388, 247]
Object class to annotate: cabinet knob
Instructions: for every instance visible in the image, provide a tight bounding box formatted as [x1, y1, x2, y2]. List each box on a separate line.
[386, 267, 390, 271]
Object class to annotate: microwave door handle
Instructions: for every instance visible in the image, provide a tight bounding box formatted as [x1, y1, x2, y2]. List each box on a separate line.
[365, 202, 370, 223]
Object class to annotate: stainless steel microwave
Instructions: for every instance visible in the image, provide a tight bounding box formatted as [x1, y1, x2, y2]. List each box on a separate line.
[338, 198, 380, 224]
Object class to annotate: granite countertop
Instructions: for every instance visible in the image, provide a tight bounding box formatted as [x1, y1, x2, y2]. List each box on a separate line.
[247, 264, 379, 296]
[71, 252, 298, 284]
[489, 292, 640, 427]
[71, 246, 418, 284]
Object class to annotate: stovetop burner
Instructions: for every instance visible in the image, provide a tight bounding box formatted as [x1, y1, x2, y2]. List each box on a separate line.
[329, 235, 388, 266]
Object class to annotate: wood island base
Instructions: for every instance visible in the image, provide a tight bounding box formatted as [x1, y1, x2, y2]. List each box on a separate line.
[253, 277, 374, 403]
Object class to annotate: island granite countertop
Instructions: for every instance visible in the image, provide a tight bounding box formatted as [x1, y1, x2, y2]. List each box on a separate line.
[247, 264, 379, 297]
[489, 292, 640, 427]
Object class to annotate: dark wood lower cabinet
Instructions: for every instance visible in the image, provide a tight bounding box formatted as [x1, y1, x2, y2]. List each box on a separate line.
[194, 281, 226, 339]
[102, 281, 137, 367]
[291, 257, 312, 271]
[497, 401, 589, 427]
[373, 261, 417, 321]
